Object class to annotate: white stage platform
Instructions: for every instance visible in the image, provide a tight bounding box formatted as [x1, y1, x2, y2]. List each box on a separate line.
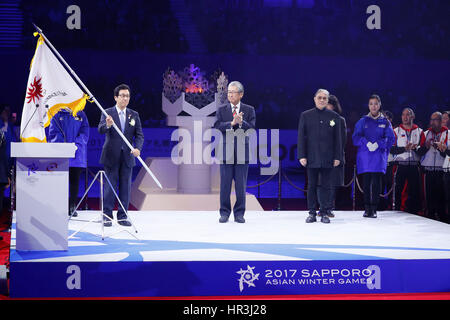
[9, 210, 450, 298]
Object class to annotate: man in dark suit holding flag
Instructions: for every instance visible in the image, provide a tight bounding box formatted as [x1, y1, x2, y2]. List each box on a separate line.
[98, 84, 144, 227]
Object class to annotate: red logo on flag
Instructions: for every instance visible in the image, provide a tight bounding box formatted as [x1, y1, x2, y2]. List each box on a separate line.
[26, 76, 44, 104]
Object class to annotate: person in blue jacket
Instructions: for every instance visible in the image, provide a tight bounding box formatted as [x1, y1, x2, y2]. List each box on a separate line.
[48, 107, 89, 217]
[352, 95, 395, 218]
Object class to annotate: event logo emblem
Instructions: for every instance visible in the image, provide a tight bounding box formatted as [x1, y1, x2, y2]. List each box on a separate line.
[26, 76, 44, 104]
[237, 265, 260, 292]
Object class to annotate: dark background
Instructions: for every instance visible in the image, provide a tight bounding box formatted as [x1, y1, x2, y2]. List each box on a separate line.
[1, 0, 449, 130]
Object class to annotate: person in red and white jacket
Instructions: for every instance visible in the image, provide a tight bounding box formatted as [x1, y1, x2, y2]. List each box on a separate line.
[390, 108, 425, 215]
[441, 112, 450, 222]
[418, 112, 448, 222]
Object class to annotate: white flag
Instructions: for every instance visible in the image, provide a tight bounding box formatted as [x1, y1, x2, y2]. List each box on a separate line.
[20, 33, 88, 142]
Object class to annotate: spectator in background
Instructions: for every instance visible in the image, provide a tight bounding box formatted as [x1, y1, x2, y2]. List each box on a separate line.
[48, 108, 90, 217]
[352, 95, 395, 218]
[318, 94, 346, 218]
[442, 121, 450, 222]
[1, 106, 15, 168]
[0, 129, 11, 223]
[390, 108, 425, 215]
[419, 112, 448, 222]
[442, 110, 450, 128]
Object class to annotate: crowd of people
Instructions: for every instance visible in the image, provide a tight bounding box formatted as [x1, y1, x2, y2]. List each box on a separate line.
[0, 91, 449, 226]
[303, 90, 450, 223]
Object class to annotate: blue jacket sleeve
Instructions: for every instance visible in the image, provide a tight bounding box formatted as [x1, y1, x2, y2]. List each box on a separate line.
[48, 116, 65, 142]
[74, 112, 90, 149]
[378, 121, 395, 150]
[352, 118, 368, 147]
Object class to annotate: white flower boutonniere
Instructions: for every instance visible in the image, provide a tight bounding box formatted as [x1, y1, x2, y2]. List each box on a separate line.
[129, 118, 135, 126]
[330, 119, 335, 127]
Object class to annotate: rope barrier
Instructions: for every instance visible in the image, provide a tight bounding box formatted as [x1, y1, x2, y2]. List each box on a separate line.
[282, 168, 356, 193]
[281, 170, 307, 192]
[247, 172, 277, 188]
[354, 173, 395, 198]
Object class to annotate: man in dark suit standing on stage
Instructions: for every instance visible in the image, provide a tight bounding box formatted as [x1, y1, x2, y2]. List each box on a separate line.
[98, 84, 144, 227]
[298, 89, 342, 224]
[214, 81, 256, 223]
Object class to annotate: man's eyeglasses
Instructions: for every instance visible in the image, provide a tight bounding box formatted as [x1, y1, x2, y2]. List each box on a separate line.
[227, 91, 240, 95]
[118, 94, 130, 98]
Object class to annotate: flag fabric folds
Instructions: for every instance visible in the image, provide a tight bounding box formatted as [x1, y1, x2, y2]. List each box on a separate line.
[20, 33, 88, 142]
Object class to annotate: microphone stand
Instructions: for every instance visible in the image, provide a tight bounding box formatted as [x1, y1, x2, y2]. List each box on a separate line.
[20, 103, 40, 139]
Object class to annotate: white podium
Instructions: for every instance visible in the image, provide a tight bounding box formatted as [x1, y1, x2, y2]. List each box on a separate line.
[11, 142, 76, 251]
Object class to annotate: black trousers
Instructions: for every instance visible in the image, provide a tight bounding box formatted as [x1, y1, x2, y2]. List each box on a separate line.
[219, 163, 249, 218]
[103, 150, 133, 220]
[307, 167, 332, 213]
[394, 165, 421, 214]
[425, 170, 446, 221]
[444, 172, 450, 221]
[69, 167, 83, 212]
[363, 172, 383, 210]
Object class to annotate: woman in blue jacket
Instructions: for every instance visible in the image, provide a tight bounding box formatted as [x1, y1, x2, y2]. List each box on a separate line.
[352, 95, 395, 218]
[48, 108, 89, 217]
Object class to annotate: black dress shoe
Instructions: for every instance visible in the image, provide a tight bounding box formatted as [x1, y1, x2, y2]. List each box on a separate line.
[326, 210, 335, 218]
[103, 219, 112, 227]
[219, 216, 229, 223]
[321, 215, 331, 223]
[369, 211, 377, 218]
[118, 220, 132, 227]
[69, 210, 78, 217]
[234, 216, 245, 223]
[306, 214, 317, 223]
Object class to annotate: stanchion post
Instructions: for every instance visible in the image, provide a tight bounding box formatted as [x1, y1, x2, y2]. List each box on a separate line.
[392, 167, 396, 210]
[274, 160, 282, 211]
[352, 165, 356, 211]
[257, 164, 261, 199]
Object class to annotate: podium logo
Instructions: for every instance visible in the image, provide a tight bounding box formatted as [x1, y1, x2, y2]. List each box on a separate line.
[237, 265, 260, 292]
[366, 265, 381, 290]
[66, 265, 81, 290]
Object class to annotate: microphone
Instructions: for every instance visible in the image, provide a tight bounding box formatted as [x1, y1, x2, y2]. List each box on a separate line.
[20, 103, 40, 139]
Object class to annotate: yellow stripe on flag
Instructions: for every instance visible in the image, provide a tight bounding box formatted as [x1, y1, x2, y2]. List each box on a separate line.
[44, 94, 89, 128]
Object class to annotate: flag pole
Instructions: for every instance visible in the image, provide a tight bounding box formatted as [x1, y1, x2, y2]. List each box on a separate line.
[33, 24, 163, 189]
